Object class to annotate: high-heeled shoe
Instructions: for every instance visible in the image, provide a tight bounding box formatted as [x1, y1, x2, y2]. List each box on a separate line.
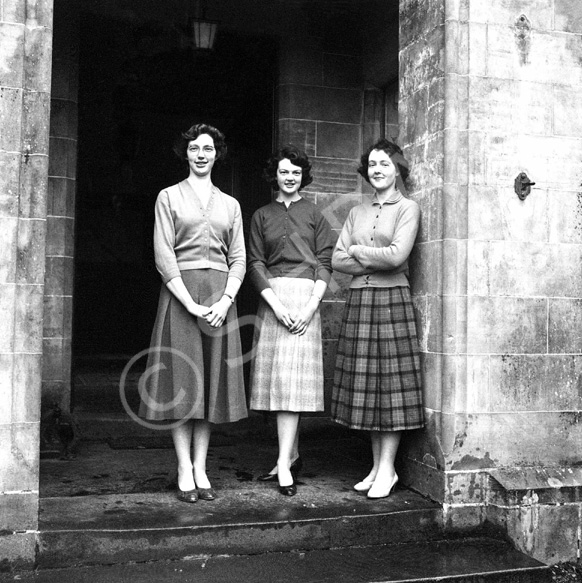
[257, 456, 302, 482]
[197, 487, 216, 501]
[353, 478, 374, 492]
[177, 488, 198, 503]
[278, 480, 297, 496]
[367, 473, 398, 499]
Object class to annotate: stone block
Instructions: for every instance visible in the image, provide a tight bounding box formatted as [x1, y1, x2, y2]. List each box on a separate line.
[316, 122, 360, 160]
[317, 192, 361, 231]
[0, 422, 39, 491]
[489, 354, 582, 412]
[554, 85, 582, 138]
[548, 191, 582, 245]
[0, 531, 37, 572]
[0, 218, 17, 284]
[0, 354, 14, 425]
[18, 153, 48, 219]
[419, 351, 442, 411]
[0, 492, 39, 531]
[327, 271, 350, 301]
[44, 255, 73, 296]
[399, 26, 445, 98]
[309, 158, 359, 194]
[2, 0, 26, 23]
[409, 240, 442, 297]
[0, 87, 23, 151]
[41, 337, 65, 382]
[0, 22, 24, 88]
[49, 97, 78, 140]
[277, 119, 316, 156]
[22, 90, 50, 154]
[11, 353, 42, 424]
[24, 26, 53, 93]
[48, 136, 74, 178]
[549, 299, 582, 353]
[43, 293, 73, 339]
[363, 88, 383, 125]
[322, 339, 337, 380]
[467, 296, 547, 354]
[555, 0, 582, 33]
[445, 470, 488, 505]
[441, 296, 468, 355]
[400, 0, 445, 49]
[278, 45, 322, 86]
[278, 84, 362, 124]
[13, 283, 44, 354]
[0, 152, 20, 218]
[320, 301, 343, 341]
[41, 380, 70, 411]
[45, 215, 74, 257]
[322, 53, 362, 89]
[0, 284, 15, 353]
[15, 218, 46, 285]
[47, 176, 76, 218]
[504, 501, 579, 565]
[465, 355, 491, 413]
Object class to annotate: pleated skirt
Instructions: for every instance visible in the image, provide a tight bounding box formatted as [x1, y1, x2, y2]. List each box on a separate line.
[331, 286, 424, 432]
[250, 277, 324, 412]
[138, 269, 247, 424]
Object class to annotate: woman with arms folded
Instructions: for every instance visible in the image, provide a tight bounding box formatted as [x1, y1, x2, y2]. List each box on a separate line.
[332, 138, 424, 499]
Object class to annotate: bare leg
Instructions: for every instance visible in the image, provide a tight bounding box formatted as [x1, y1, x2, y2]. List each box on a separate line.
[192, 420, 213, 489]
[367, 430, 401, 499]
[266, 415, 300, 476]
[171, 421, 195, 491]
[276, 411, 300, 487]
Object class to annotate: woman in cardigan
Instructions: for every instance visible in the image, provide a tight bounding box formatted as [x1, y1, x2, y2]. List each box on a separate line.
[331, 139, 424, 499]
[139, 123, 247, 503]
[248, 145, 334, 496]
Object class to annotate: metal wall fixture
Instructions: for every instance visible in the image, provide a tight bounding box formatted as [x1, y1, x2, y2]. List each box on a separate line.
[514, 172, 535, 200]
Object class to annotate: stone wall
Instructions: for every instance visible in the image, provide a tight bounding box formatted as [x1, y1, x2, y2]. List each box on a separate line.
[400, 0, 582, 564]
[0, 0, 54, 568]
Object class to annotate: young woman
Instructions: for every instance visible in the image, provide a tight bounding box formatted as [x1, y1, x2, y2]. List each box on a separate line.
[331, 139, 424, 499]
[248, 145, 334, 496]
[139, 123, 247, 503]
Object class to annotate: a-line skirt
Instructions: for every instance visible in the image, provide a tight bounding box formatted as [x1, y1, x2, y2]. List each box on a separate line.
[331, 286, 424, 432]
[250, 277, 324, 412]
[138, 269, 247, 424]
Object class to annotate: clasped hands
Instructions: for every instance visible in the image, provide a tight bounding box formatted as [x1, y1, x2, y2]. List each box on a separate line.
[273, 301, 317, 336]
[188, 295, 231, 328]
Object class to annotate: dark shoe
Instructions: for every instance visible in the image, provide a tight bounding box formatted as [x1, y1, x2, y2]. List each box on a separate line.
[278, 481, 297, 497]
[177, 488, 198, 503]
[257, 456, 302, 482]
[197, 487, 216, 501]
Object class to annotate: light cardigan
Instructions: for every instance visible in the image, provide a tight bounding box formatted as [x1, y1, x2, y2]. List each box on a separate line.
[332, 192, 419, 288]
[153, 180, 246, 291]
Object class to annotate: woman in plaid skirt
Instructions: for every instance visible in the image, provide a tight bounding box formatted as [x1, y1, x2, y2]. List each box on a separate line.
[248, 146, 335, 496]
[331, 139, 424, 499]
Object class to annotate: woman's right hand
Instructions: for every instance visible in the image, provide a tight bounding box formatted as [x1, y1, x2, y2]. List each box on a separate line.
[187, 303, 211, 319]
[271, 301, 295, 330]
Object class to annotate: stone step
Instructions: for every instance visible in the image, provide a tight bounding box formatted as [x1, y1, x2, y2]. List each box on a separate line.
[6, 539, 550, 582]
[37, 488, 444, 569]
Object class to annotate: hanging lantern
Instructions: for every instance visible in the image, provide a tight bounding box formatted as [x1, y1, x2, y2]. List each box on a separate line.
[191, 16, 218, 50]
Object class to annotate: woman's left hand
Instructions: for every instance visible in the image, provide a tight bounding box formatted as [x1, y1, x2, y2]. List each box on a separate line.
[204, 296, 231, 328]
[288, 302, 318, 336]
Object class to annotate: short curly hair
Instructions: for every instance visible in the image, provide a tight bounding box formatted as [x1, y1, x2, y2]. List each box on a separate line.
[263, 145, 314, 191]
[173, 123, 227, 162]
[357, 139, 410, 184]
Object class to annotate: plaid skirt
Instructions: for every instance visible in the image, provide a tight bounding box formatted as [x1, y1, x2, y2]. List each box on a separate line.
[250, 277, 324, 412]
[331, 286, 424, 432]
[138, 269, 247, 424]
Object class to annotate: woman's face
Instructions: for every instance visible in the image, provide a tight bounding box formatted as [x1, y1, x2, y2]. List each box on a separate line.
[187, 133, 216, 177]
[367, 149, 397, 192]
[276, 158, 303, 196]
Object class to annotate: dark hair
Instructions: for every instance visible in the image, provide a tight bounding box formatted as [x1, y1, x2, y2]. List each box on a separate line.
[263, 145, 314, 191]
[357, 138, 410, 184]
[173, 123, 227, 161]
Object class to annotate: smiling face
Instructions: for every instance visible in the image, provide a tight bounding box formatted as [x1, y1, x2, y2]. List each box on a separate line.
[367, 149, 397, 192]
[276, 157, 303, 196]
[186, 133, 216, 177]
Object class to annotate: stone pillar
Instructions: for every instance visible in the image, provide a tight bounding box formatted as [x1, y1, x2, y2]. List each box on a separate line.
[42, 0, 78, 411]
[0, 0, 54, 568]
[400, 0, 582, 564]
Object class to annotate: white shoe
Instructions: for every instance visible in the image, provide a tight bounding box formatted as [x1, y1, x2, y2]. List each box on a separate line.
[367, 474, 398, 499]
[353, 479, 374, 492]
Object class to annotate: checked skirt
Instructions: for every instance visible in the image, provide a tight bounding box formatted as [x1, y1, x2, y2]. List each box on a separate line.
[331, 286, 424, 432]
